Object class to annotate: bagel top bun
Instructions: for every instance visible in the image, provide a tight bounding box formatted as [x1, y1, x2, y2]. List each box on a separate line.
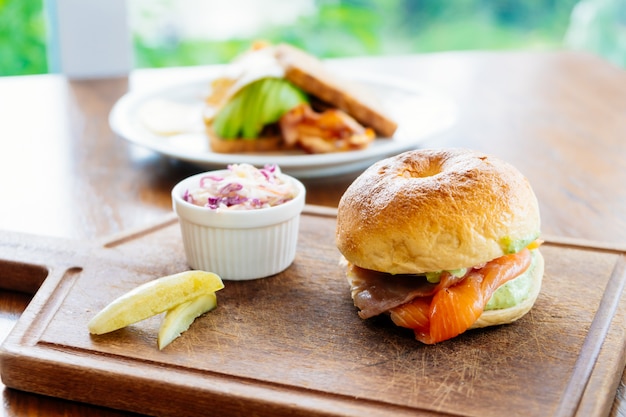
[336, 148, 541, 274]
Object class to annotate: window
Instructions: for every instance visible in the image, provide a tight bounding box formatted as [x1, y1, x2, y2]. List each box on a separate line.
[1, 0, 623, 77]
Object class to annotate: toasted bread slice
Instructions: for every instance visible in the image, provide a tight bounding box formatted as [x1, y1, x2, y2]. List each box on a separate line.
[207, 126, 284, 153]
[274, 43, 398, 138]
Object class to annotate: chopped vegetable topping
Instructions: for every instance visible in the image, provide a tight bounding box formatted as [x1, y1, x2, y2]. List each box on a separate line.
[183, 163, 297, 210]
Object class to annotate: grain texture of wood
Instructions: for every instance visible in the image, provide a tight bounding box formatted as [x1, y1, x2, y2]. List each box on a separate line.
[0, 210, 625, 417]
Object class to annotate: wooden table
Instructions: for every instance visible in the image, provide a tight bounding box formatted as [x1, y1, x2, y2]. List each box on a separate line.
[0, 50, 625, 416]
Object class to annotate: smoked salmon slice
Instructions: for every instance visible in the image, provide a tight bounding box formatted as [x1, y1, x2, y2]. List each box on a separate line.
[390, 248, 533, 344]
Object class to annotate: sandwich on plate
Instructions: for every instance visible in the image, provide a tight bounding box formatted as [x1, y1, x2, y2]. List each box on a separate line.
[203, 42, 398, 154]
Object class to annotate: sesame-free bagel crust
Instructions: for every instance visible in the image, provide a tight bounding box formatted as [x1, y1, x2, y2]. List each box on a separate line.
[336, 148, 541, 274]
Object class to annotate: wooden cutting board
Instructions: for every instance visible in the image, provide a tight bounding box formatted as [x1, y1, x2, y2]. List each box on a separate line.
[0, 205, 625, 417]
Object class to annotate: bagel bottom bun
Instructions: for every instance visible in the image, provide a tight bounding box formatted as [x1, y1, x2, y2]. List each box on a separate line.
[470, 249, 543, 329]
[336, 148, 543, 344]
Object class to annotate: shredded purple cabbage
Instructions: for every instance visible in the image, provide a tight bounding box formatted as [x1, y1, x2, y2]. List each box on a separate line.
[200, 175, 224, 188]
[183, 164, 294, 210]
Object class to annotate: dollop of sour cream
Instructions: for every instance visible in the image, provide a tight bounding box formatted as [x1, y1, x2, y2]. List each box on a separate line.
[183, 164, 297, 210]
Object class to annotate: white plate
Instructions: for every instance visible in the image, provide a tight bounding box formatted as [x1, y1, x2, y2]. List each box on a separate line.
[109, 72, 457, 178]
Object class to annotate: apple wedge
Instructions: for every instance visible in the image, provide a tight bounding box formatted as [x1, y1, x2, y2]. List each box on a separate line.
[158, 293, 217, 350]
[88, 270, 224, 335]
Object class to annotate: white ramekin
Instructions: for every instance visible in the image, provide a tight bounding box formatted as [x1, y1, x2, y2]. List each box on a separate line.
[171, 169, 306, 281]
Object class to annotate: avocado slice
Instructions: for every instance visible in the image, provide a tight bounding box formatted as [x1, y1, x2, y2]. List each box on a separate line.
[213, 77, 309, 140]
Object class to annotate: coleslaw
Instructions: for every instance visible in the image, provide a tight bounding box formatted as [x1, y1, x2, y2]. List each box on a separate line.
[183, 163, 297, 210]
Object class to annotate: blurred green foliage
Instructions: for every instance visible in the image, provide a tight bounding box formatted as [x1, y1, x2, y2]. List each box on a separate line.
[0, 0, 588, 76]
[133, 0, 580, 69]
[565, 0, 626, 68]
[0, 0, 47, 75]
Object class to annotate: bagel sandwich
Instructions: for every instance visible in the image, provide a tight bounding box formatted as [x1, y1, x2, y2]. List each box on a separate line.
[204, 42, 398, 154]
[335, 148, 544, 344]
